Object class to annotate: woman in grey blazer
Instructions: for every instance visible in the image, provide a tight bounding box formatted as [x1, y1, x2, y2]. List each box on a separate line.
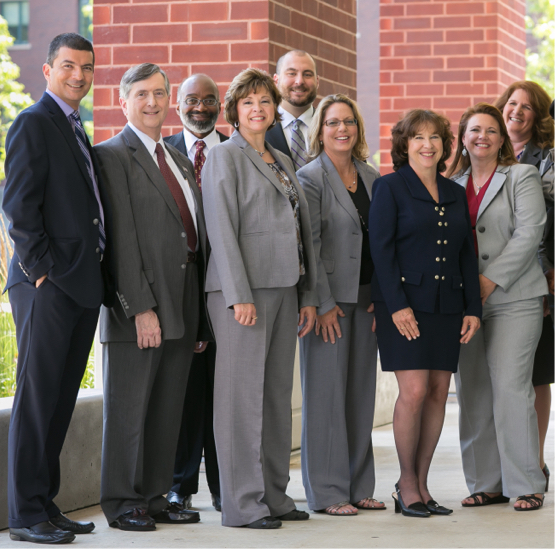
[296, 94, 385, 516]
[202, 68, 318, 529]
[446, 103, 548, 511]
[495, 82, 554, 490]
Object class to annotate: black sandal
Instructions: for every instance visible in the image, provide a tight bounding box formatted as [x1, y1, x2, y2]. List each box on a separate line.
[514, 495, 544, 511]
[461, 492, 510, 507]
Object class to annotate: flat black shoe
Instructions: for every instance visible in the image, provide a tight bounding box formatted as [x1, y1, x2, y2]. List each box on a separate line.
[211, 494, 222, 512]
[109, 508, 156, 531]
[166, 491, 192, 510]
[426, 499, 453, 515]
[392, 487, 430, 518]
[152, 504, 200, 524]
[9, 521, 76, 544]
[50, 513, 95, 534]
[276, 509, 309, 521]
[246, 516, 282, 529]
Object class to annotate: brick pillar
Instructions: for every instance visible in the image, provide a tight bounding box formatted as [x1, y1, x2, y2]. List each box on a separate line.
[92, 0, 357, 144]
[379, 0, 526, 173]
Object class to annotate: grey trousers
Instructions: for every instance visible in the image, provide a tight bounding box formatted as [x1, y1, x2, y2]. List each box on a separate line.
[100, 268, 198, 524]
[455, 297, 546, 497]
[208, 287, 298, 527]
[299, 284, 378, 509]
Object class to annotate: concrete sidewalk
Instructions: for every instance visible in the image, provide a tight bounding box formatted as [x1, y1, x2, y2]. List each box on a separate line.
[0, 398, 553, 548]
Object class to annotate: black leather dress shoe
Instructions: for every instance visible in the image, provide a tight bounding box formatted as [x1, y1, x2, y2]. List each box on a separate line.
[246, 516, 282, 529]
[166, 491, 192, 510]
[211, 494, 222, 512]
[109, 508, 156, 531]
[425, 499, 453, 515]
[276, 509, 309, 520]
[9, 521, 76, 544]
[50, 513, 95, 534]
[152, 504, 200, 524]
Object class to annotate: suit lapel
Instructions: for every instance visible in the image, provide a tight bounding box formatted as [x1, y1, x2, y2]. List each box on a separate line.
[320, 152, 359, 227]
[265, 123, 292, 159]
[520, 142, 542, 169]
[477, 165, 509, 220]
[42, 93, 96, 195]
[123, 125, 183, 227]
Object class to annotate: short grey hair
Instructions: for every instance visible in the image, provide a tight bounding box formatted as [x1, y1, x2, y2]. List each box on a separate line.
[119, 63, 170, 99]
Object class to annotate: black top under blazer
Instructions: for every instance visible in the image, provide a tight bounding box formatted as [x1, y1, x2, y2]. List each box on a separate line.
[368, 163, 481, 318]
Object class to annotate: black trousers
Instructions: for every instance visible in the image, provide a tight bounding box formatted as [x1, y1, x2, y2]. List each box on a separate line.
[170, 341, 220, 497]
[8, 280, 99, 528]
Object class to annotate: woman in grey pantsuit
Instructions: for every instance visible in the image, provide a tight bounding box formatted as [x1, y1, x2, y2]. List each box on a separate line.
[446, 103, 547, 511]
[202, 69, 318, 529]
[297, 95, 385, 516]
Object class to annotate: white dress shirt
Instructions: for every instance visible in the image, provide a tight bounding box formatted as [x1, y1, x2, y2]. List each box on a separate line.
[128, 122, 198, 249]
[182, 127, 222, 164]
[278, 105, 314, 151]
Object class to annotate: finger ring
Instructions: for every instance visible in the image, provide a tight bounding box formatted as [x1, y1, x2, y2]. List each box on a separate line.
[253, 316, 258, 320]
[400, 328, 405, 331]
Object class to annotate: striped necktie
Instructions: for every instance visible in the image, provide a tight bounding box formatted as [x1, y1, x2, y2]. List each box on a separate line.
[70, 111, 106, 254]
[290, 119, 308, 169]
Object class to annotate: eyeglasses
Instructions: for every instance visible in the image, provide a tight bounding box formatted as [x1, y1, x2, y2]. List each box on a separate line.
[183, 98, 219, 107]
[323, 118, 357, 127]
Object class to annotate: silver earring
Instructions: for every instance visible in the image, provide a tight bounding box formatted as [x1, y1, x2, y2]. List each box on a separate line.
[462, 147, 467, 157]
[234, 121, 239, 128]
[320, 140, 323, 145]
[270, 119, 277, 128]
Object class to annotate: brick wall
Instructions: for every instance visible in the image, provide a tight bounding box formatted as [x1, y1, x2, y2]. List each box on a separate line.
[379, 0, 526, 173]
[92, 0, 271, 142]
[92, 0, 357, 143]
[268, 0, 356, 100]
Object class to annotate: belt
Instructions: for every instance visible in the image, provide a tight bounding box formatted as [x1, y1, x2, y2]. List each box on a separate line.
[187, 251, 198, 263]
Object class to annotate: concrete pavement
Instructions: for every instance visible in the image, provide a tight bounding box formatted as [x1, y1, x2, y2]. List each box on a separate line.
[0, 397, 552, 548]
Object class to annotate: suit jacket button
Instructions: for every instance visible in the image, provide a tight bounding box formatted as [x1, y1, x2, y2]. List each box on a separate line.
[441, 206, 445, 211]
[181, 232, 186, 238]
[478, 226, 485, 233]
[95, 247, 100, 253]
[444, 222, 448, 226]
[125, 305, 130, 309]
[443, 257, 446, 261]
[435, 275, 439, 280]
[181, 264, 186, 269]
[444, 240, 448, 244]
[401, 277, 405, 282]
[436, 257, 440, 262]
[438, 222, 442, 226]
[93, 218, 99, 225]
[439, 211, 444, 216]
[482, 254, 489, 260]
[435, 206, 439, 211]
[437, 240, 441, 245]
[460, 283, 463, 287]
[442, 276, 445, 280]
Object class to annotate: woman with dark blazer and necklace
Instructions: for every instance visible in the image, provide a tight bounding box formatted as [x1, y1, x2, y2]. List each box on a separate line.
[297, 94, 384, 516]
[368, 109, 481, 518]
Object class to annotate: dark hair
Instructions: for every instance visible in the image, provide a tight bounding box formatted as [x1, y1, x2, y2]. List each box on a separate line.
[445, 103, 518, 179]
[390, 109, 453, 172]
[308, 94, 369, 161]
[47, 33, 94, 67]
[275, 50, 317, 76]
[494, 81, 554, 150]
[120, 63, 170, 99]
[224, 68, 281, 127]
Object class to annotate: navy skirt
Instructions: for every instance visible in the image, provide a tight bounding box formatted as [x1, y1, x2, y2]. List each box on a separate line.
[374, 300, 463, 373]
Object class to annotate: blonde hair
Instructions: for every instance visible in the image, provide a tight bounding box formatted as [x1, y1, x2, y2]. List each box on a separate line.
[307, 94, 369, 161]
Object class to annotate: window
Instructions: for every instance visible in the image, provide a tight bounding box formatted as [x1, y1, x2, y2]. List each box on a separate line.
[0, 1, 29, 44]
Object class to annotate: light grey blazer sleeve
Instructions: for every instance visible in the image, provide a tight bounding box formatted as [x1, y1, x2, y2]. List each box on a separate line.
[202, 130, 317, 309]
[297, 152, 379, 315]
[454, 163, 548, 304]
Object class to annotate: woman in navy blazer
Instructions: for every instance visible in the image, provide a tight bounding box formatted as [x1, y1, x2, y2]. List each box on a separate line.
[368, 110, 481, 518]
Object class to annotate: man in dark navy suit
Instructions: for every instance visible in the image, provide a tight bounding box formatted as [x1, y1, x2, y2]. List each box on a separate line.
[265, 50, 319, 169]
[2, 33, 113, 545]
[164, 73, 226, 513]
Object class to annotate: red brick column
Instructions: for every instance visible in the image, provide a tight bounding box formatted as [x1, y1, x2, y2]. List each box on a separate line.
[379, 0, 526, 173]
[92, 0, 357, 143]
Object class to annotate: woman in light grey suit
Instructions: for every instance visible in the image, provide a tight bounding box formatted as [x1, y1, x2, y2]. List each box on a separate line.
[446, 103, 547, 511]
[202, 68, 318, 529]
[296, 94, 384, 516]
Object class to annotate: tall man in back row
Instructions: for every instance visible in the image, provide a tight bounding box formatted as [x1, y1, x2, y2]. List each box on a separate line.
[164, 73, 226, 512]
[265, 49, 319, 169]
[3, 33, 114, 544]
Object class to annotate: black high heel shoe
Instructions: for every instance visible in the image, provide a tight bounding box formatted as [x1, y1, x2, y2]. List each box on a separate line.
[392, 484, 430, 518]
[425, 499, 453, 515]
[542, 464, 550, 493]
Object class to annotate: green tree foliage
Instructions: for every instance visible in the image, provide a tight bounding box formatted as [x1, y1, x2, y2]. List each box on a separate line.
[526, 0, 555, 97]
[0, 16, 33, 180]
